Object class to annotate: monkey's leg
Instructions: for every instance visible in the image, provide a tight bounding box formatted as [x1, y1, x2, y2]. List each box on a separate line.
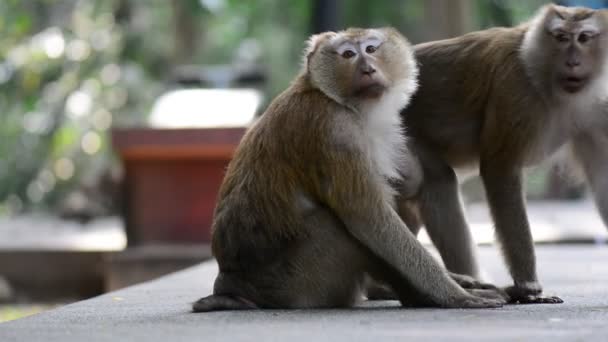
[366, 272, 508, 302]
[573, 130, 608, 229]
[366, 249, 508, 306]
[396, 199, 423, 236]
[324, 148, 504, 308]
[294, 208, 499, 306]
[373, 193, 500, 299]
[415, 150, 481, 279]
[277, 208, 371, 308]
[284, 213, 501, 306]
[364, 200, 420, 301]
[480, 162, 562, 304]
[368, 194, 501, 300]
[195, 209, 368, 311]
[337, 202, 503, 308]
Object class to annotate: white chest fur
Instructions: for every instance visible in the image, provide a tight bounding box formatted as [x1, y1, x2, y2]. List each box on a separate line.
[526, 93, 608, 166]
[362, 82, 414, 180]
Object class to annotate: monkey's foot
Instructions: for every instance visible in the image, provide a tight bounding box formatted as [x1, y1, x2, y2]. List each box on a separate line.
[504, 285, 563, 304]
[449, 272, 499, 290]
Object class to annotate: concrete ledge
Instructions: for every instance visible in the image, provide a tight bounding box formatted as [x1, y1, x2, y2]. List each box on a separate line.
[0, 251, 105, 301]
[0, 245, 212, 301]
[2, 245, 608, 341]
[105, 244, 212, 291]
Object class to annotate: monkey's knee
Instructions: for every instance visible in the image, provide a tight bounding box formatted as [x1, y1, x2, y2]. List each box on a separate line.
[396, 200, 422, 235]
[398, 152, 424, 198]
[285, 240, 369, 307]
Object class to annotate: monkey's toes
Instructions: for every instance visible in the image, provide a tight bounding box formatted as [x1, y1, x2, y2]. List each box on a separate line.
[503, 285, 563, 304]
[510, 295, 564, 305]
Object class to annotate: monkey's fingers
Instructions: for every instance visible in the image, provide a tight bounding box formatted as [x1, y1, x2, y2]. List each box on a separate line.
[467, 289, 509, 304]
[449, 272, 499, 290]
[448, 295, 504, 309]
[510, 295, 564, 305]
[503, 286, 563, 304]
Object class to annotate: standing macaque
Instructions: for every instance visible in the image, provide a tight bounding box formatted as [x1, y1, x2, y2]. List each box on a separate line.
[400, 4, 608, 303]
[192, 28, 506, 311]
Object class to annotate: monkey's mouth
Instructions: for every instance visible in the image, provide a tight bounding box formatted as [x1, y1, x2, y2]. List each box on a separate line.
[559, 76, 588, 93]
[353, 83, 386, 99]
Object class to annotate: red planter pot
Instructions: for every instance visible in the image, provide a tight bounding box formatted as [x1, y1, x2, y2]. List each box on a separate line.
[112, 127, 245, 245]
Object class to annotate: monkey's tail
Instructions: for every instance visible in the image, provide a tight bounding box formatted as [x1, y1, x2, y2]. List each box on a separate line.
[192, 294, 258, 312]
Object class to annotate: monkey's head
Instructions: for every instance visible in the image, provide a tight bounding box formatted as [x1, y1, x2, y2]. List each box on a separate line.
[522, 5, 608, 97]
[304, 28, 418, 107]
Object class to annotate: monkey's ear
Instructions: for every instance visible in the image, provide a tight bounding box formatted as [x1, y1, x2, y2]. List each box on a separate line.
[303, 32, 336, 67]
[530, 4, 563, 32]
[543, 4, 566, 22]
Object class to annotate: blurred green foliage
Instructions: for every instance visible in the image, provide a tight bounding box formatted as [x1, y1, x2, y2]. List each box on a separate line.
[0, 0, 547, 217]
[0, 0, 166, 215]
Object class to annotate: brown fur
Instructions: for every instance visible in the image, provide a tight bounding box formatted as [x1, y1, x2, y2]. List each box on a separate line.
[192, 28, 506, 311]
[400, 5, 608, 304]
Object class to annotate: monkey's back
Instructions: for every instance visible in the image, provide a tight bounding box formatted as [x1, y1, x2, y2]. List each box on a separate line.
[210, 78, 345, 274]
[403, 26, 533, 167]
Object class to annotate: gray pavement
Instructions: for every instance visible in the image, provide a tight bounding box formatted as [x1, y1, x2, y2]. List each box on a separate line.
[1, 245, 608, 341]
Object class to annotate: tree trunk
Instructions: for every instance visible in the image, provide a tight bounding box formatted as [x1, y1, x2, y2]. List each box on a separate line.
[423, 0, 474, 40]
[311, 0, 342, 34]
[171, 0, 200, 64]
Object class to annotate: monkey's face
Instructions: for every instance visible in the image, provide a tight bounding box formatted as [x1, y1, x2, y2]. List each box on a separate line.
[542, 7, 608, 95]
[308, 28, 416, 104]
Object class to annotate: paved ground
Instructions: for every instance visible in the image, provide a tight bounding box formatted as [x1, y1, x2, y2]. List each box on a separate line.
[1, 245, 607, 341]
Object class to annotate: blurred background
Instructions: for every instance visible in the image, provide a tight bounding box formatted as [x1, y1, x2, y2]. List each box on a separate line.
[1, 0, 607, 322]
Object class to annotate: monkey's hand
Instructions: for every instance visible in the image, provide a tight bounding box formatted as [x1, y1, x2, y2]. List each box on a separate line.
[449, 272, 499, 290]
[444, 293, 506, 308]
[504, 283, 563, 304]
[450, 273, 511, 303]
[467, 289, 509, 304]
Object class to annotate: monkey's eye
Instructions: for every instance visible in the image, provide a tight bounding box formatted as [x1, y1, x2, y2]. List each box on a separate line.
[341, 50, 356, 59]
[554, 33, 570, 43]
[365, 45, 377, 54]
[578, 32, 596, 44]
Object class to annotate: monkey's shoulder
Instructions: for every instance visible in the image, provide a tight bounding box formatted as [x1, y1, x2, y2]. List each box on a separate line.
[253, 82, 359, 149]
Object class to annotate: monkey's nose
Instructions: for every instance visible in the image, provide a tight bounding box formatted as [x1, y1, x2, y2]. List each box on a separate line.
[566, 59, 581, 68]
[361, 65, 376, 76]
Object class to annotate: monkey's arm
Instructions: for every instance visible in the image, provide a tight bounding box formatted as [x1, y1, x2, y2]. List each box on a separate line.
[321, 150, 502, 308]
[573, 128, 608, 229]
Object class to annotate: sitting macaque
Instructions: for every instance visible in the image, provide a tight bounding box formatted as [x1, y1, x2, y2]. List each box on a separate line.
[192, 28, 506, 311]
